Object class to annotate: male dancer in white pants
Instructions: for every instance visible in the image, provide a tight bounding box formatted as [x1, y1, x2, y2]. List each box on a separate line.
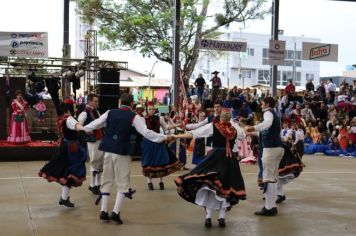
[78, 94, 104, 195]
[245, 97, 284, 216]
[77, 93, 173, 224]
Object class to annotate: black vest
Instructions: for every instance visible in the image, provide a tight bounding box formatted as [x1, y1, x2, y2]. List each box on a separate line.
[84, 107, 101, 142]
[260, 109, 283, 148]
[62, 118, 77, 140]
[99, 108, 137, 155]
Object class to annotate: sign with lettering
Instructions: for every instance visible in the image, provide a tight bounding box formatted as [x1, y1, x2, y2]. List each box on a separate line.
[199, 39, 247, 52]
[302, 42, 338, 62]
[268, 40, 286, 65]
[0, 32, 48, 58]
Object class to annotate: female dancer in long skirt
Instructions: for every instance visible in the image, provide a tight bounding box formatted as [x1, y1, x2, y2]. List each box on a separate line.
[39, 100, 86, 207]
[174, 108, 246, 228]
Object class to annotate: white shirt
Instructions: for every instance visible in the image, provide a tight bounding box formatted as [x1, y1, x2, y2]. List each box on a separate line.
[301, 108, 315, 121]
[66, 116, 79, 130]
[186, 117, 209, 130]
[189, 122, 244, 140]
[294, 129, 305, 144]
[337, 95, 349, 103]
[280, 128, 292, 142]
[327, 82, 336, 92]
[84, 110, 166, 143]
[254, 110, 273, 132]
[77, 105, 99, 125]
[189, 123, 213, 139]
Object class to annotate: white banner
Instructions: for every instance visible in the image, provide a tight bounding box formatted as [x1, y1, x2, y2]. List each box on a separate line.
[268, 40, 285, 65]
[199, 39, 247, 52]
[302, 42, 338, 62]
[0, 32, 48, 58]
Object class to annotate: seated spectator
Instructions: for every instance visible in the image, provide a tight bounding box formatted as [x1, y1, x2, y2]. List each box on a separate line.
[305, 79, 315, 92]
[285, 79, 295, 95]
[203, 95, 213, 110]
[223, 95, 232, 108]
[301, 103, 315, 124]
[324, 137, 343, 156]
[343, 139, 356, 157]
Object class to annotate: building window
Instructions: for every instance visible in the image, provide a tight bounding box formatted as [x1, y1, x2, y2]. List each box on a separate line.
[241, 70, 252, 79]
[282, 71, 301, 86]
[306, 73, 314, 81]
[247, 48, 254, 57]
[262, 48, 302, 67]
[258, 70, 270, 84]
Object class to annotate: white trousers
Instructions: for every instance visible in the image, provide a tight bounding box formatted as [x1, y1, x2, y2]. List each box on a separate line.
[100, 152, 132, 194]
[87, 141, 104, 172]
[262, 147, 284, 183]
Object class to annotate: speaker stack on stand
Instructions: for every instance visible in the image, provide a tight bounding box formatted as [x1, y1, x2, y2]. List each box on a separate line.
[98, 68, 120, 113]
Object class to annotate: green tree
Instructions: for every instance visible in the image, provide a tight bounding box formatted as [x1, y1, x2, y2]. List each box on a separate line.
[76, 0, 270, 78]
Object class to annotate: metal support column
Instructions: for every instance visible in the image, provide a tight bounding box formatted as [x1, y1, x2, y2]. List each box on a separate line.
[172, 0, 181, 109]
[271, 0, 279, 97]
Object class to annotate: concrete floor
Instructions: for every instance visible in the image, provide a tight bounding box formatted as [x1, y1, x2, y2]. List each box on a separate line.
[0, 155, 356, 236]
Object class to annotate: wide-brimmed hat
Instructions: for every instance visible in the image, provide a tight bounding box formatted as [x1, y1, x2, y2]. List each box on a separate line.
[211, 71, 219, 74]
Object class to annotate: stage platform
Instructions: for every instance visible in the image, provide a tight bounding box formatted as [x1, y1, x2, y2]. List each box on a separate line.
[0, 140, 58, 161]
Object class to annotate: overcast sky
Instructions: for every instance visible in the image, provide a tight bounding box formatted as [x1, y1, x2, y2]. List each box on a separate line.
[0, 0, 355, 80]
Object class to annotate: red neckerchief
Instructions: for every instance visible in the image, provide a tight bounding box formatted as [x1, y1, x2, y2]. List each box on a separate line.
[214, 121, 237, 157]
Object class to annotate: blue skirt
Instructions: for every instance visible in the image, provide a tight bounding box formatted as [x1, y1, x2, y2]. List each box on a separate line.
[141, 138, 183, 178]
[192, 138, 206, 165]
[39, 139, 87, 187]
[169, 139, 187, 165]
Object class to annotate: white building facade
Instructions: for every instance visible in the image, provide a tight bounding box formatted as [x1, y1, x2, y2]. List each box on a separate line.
[193, 32, 320, 89]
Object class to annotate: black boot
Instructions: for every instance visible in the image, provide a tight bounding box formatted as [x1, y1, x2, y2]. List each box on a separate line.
[204, 218, 212, 228]
[100, 211, 110, 221]
[92, 186, 101, 195]
[148, 183, 154, 191]
[59, 197, 75, 208]
[159, 182, 165, 190]
[254, 207, 277, 216]
[89, 186, 97, 194]
[276, 195, 286, 204]
[111, 212, 123, 224]
[218, 218, 226, 228]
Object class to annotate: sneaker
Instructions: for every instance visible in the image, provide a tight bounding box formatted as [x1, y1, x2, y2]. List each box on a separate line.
[254, 207, 277, 216]
[148, 183, 154, 191]
[276, 195, 286, 204]
[59, 197, 75, 208]
[99, 211, 110, 221]
[218, 218, 226, 228]
[204, 218, 212, 228]
[111, 212, 123, 224]
[159, 182, 165, 190]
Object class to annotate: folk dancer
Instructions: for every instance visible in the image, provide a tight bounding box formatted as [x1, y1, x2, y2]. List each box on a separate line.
[39, 100, 86, 207]
[77, 94, 174, 224]
[78, 94, 104, 195]
[174, 108, 246, 228]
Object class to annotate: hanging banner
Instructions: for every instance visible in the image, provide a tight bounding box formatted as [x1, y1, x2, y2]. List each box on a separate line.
[199, 39, 247, 52]
[268, 40, 286, 65]
[302, 42, 338, 62]
[0, 32, 48, 58]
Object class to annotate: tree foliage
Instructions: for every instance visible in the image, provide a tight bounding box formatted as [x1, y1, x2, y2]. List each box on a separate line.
[76, 0, 270, 78]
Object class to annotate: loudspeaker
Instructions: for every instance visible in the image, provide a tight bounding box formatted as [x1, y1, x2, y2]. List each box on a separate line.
[98, 68, 120, 83]
[98, 68, 120, 113]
